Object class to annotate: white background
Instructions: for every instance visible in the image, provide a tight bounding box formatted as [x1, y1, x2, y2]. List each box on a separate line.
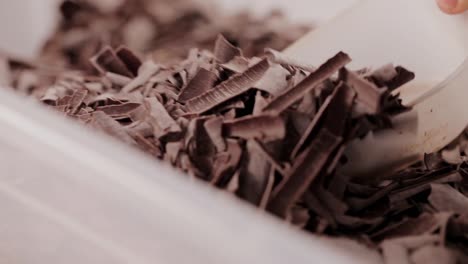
[0, 0, 357, 58]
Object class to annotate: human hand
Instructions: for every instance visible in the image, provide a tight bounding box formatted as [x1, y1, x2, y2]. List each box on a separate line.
[437, 0, 468, 14]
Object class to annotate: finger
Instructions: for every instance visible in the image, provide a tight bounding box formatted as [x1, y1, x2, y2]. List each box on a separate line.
[437, 0, 468, 14]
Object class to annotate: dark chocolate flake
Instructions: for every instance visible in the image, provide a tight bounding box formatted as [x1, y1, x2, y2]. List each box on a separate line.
[184, 58, 270, 114]
[68, 87, 88, 115]
[221, 56, 250, 74]
[178, 68, 218, 102]
[145, 97, 182, 139]
[214, 34, 242, 63]
[91, 111, 136, 145]
[122, 61, 161, 93]
[263, 52, 351, 113]
[237, 140, 272, 206]
[268, 128, 343, 217]
[115, 46, 142, 76]
[96, 102, 141, 118]
[223, 114, 286, 142]
[340, 68, 384, 115]
[90, 46, 134, 77]
[211, 139, 243, 186]
[203, 116, 226, 152]
[385, 66, 416, 91]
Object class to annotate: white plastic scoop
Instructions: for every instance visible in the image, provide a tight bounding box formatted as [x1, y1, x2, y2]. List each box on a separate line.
[285, 0, 468, 177]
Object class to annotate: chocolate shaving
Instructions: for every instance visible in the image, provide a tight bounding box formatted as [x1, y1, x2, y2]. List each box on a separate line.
[145, 97, 181, 139]
[96, 102, 141, 118]
[115, 46, 142, 76]
[268, 128, 343, 217]
[340, 68, 384, 115]
[214, 34, 242, 63]
[105, 72, 133, 86]
[223, 114, 285, 142]
[237, 140, 272, 205]
[178, 68, 218, 102]
[211, 139, 243, 186]
[91, 111, 136, 145]
[385, 66, 416, 90]
[90, 46, 134, 77]
[263, 52, 351, 113]
[291, 93, 333, 158]
[252, 140, 289, 175]
[133, 134, 161, 157]
[203, 117, 226, 152]
[184, 59, 270, 114]
[122, 61, 161, 93]
[268, 83, 355, 217]
[68, 88, 88, 114]
[221, 56, 250, 74]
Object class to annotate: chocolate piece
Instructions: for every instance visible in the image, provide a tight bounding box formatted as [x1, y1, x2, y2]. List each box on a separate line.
[221, 56, 250, 74]
[237, 140, 272, 206]
[211, 139, 243, 186]
[340, 68, 384, 114]
[145, 97, 181, 139]
[178, 68, 218, 102]
[184, 59, 270, 114]
[251, 140, 288, 175]
[259, 169, 276, 210]
[385, 66, 416, 90]
[223, 114, 285, 142]
[214, 35, 242, 63]
[115, 46, 143, 76]
[105, 72, 133, 86]
[96, 102, 141, 118]
[68, 88, 88, 114]
[122, 60, 161, 93]
[268, 83, 355, 217]
[203, 117, 226, 152]
[268, 128, 343, 217]
[91, 111, 136, 145]
[372, 213, 449, 241]
[90, 47, 134, 77]
[133, 134, 162, 157]
[263, 52, 351, 113]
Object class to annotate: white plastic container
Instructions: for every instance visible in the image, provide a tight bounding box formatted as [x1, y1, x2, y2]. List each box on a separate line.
[0, 1, 383, 263]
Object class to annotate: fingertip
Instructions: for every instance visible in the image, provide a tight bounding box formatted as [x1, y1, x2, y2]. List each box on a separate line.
[437, 0, 458, 13]
[437, 0, 468, 14]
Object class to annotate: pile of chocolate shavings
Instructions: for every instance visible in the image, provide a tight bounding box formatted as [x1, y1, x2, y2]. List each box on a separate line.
[3, 4, 468, 259]
[40, 0, 310, 72]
